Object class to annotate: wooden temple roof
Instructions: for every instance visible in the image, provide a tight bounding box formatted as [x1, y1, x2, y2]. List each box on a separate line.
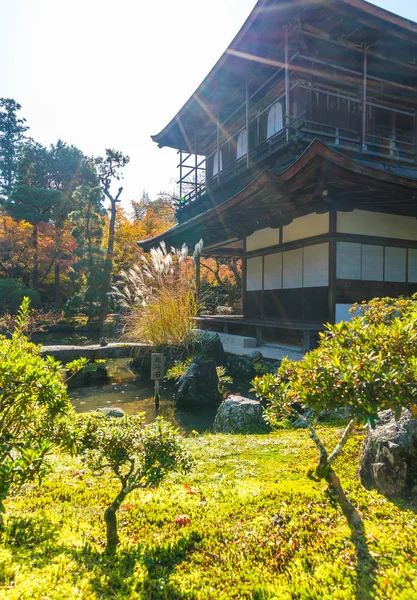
[138, 140, 417, 255]
[151, 0, 417, 153]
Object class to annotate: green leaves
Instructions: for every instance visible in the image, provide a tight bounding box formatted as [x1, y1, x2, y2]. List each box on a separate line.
[253, 296, 417, 426]
[0, 299, 75, 519]
[77, 413, 191, 490]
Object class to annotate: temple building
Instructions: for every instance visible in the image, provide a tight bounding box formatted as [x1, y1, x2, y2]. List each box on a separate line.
[139, 0, 417, 351]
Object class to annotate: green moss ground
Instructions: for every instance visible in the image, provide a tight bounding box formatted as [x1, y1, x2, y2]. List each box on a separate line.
[1, 427, 417, 599]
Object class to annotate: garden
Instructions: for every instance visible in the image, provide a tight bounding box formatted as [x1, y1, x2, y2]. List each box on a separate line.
[1, 285, 417, 599]
[1, 98, 417, 598]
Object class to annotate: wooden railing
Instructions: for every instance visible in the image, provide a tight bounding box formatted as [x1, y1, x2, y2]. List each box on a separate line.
[177, 119, 417, 210]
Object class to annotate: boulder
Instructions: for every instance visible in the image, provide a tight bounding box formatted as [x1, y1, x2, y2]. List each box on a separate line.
[174, 356, 220, 409]
[358, 409, 417, 497]
[97, 407, 125, 418]
[213, 395, 265, 432]
[67, 362, 109, 389]
[192, 332, 226, 366]
[248, 350, 264, 361]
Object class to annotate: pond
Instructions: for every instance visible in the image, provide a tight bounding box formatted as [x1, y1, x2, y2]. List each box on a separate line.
[70, 358, 217, 435]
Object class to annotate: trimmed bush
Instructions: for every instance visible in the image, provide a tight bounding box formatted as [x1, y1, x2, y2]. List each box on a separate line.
[0, 278, 40, 312]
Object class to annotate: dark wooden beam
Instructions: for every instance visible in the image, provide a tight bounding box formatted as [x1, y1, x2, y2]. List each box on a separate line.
[327, 2, 417, 48]
[299, 23, 417, 75]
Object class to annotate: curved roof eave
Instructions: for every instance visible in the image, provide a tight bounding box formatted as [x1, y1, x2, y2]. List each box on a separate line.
[151, 0, 417, 150]
[150, 0, 268, 149]
[139, 139, 417, 252]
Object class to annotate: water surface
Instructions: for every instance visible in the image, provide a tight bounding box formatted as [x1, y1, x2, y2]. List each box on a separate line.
[70, 358, 217, 435]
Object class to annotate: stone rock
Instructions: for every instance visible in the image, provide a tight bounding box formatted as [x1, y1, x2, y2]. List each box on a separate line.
[97, 407, 125, 418]
[67, 362, 109, 390]
[41, 342, 147, 362]
[99, 337, 108, 347]
[248, 350, 264, 361]
[192, 333, 226, 366]
[358, 409, 417, 496]
[174, 356, 220, 409]
[213, 395, 265, 432]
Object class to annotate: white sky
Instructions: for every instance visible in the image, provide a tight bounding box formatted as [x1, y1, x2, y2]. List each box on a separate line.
[1, 0, 417, 207]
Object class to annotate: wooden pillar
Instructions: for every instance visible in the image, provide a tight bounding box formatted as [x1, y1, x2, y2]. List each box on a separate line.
[242, 238, 247, 317]
[216, 113, 220, 186]
[246, 77, 250, 168]
[328, 209, 337, 323]
[361, 46, 367, 152]
[285, 26, 290, 142]
[179, 151, 183, 199]
[194, 137, 198, 200]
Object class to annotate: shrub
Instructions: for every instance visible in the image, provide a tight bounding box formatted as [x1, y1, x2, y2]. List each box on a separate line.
[75, 413, 191, 551]
[0, 278, 40, 313]
[0, 298, 83, 528]
[112, 242, 203, 350]
[0, 307, 63, 337]
[252, 295, 417, 534]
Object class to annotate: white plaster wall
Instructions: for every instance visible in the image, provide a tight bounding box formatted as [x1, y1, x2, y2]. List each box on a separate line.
[336, 242, 361, 279]
[246, 228, 279, 252]
[303, 243, 329, 287]
[282, 213, 328, 243]
[385, 247, 407, 282]
[409, 248, 417, 283]
[337, 210, 417, 241]
[361, 245, 383, 281]
[335, 304, 354, 323]
[283, 248, 303, 289]
[246, 256, 263, 291]
[264, 253, 282, 290]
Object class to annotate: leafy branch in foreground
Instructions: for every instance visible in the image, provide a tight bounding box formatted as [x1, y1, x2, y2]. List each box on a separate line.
[75, 413, 191, 551]
[0, 298, 83, 528]
[253, 295, 417, 532]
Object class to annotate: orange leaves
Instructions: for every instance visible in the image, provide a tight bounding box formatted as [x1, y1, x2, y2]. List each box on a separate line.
[174, 515, 191, 527]
[184, 483, 198, 495]
[184, 482, 207, 505]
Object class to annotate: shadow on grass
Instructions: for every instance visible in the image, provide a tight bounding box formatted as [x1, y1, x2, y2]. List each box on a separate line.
[349, 518, 378, 600]
[72, 530, 202, 599]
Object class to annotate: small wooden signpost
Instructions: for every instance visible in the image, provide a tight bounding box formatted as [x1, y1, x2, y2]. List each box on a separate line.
[151, 353, 165, 408]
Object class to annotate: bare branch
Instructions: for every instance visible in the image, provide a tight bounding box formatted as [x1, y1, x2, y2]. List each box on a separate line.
[328, 417, 358, 466]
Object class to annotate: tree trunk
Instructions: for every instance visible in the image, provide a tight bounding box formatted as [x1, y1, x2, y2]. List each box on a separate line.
[104, 487, 129, 552]
[325, 466, 362, 529]
[54, 227, 63, 306]
[195, 252, 201, 305]
[54, 262, 61, 305]
[104, 504, 119, 551]
[32, 224, 38, 290]
[0, 500, 5, 531]
[99, 198, 117, 328]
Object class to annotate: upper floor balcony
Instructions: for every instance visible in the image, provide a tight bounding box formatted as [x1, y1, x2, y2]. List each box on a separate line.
[177, 82, 417, 219]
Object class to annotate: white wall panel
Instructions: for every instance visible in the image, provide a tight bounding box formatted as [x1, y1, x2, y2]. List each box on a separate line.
[336, 242, 361, 279]
[337, 210, 417, 241]
[283, 248, 303, 289]
[246, 228, 279, 252]
[264, 253, 282, 290]
[283, 213, 328, 243]
[246, 257, 263, 291]
[303, 243, 329, 287]
[335, 304, 354, 323]
[385, 247, 406, 282]
[408, 248, 417, 283]
[362, 245, 383, 281]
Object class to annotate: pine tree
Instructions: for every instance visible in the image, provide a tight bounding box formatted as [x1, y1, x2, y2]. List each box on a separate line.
[0, 99, 29, 195]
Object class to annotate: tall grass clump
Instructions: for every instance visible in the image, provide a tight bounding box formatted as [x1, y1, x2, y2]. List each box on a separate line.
[112, 241, 203, 348]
